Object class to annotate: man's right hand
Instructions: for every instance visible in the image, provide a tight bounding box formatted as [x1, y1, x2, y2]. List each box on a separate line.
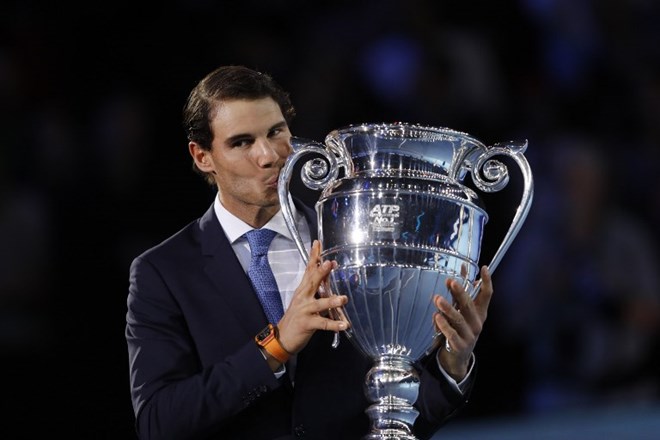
[276, 240, 349, 356]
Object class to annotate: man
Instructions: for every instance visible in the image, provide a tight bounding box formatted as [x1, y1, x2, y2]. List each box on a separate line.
[126, 65, 493, 439]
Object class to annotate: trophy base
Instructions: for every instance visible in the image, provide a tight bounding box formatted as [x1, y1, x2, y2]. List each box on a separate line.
[363, 431, 417, 440]
[362, 403, 419, 440]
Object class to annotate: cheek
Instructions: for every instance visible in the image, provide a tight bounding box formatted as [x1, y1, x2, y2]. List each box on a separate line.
[215, 172, 248, 195]
[214, 151, 249, 173]
[219, 161, 259, 186]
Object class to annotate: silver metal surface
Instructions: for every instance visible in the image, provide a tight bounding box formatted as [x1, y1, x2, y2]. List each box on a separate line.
[278, 123, 534, 439]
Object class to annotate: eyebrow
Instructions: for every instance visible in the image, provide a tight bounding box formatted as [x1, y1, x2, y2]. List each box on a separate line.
[224, 120, 288, 146]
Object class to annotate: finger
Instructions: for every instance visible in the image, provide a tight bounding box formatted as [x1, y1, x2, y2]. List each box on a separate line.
[440, 277, 485, 339]
[314, 315, 349, 332]
[307, 240, 322, 269]
[445, 277, 472, 313]
[433, 310, 466, 352]
[307, 240, 336, 266]
[305, 241, 335, 280]
[474, 265, 493, 314]
[447, 278, 487, 335]
[296, 263, 334, 300]
[311, 295, 348, 315]
[435, 295, 468, 335]
[297, 244, 335, 297]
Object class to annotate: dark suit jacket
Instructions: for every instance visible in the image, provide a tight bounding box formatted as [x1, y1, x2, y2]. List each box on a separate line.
[126, 199, 472, 440]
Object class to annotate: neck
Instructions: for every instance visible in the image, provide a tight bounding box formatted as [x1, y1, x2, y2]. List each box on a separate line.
[245, 207, 279, 229]
[220, 199, 280, 229]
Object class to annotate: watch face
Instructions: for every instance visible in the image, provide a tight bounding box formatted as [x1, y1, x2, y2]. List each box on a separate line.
[256, 325, 273, 343]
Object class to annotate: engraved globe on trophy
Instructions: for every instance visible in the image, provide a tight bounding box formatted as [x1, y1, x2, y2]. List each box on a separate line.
[278, 123, 533, 440]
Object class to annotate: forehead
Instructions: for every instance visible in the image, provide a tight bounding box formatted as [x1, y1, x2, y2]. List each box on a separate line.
[210, 98, 284, 138]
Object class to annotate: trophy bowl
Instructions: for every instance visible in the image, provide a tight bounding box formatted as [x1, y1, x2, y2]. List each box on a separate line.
[278, 123, 533, 439]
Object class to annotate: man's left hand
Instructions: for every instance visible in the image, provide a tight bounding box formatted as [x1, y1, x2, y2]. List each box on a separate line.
[433, 265, 493, 381]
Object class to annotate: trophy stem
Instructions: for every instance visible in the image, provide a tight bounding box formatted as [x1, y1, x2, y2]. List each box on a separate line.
[363, 355, 420, 440]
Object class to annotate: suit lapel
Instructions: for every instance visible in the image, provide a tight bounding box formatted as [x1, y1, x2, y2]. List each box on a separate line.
[194, 199, 317, 338]
[197, 205, 267, 337]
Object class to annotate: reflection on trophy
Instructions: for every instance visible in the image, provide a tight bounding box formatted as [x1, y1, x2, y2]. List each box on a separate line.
[278, 123, 533, 439]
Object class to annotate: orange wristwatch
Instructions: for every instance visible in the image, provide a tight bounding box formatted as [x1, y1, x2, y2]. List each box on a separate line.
[255, 323, 290, 364]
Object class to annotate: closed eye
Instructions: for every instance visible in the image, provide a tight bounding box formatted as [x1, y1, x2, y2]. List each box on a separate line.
[229, 136, 254, 148]
[225, 121, 288, 148]
[268, 122, 288, 138]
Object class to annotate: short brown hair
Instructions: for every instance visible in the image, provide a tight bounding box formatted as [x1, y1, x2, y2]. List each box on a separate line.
[183, 65, 296, 184]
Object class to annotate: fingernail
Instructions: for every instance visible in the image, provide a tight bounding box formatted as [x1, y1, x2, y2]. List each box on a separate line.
[338, 322, 347, 330]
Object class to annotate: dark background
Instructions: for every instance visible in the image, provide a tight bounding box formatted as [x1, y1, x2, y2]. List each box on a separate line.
[2, 1, 660, 438]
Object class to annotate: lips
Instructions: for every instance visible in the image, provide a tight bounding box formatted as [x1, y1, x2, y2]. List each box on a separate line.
[265, 174, 280, 188]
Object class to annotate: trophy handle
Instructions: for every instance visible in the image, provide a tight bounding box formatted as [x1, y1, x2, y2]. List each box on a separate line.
[278, 137, 345, 348]
[468, 140, 534, 296]
[278, 136, 341, 264]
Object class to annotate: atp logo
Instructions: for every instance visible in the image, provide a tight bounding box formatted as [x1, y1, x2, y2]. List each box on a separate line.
[369, 204, 400, 232]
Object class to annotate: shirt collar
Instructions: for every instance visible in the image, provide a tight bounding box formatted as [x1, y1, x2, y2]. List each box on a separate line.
[213, 194, 300, 244]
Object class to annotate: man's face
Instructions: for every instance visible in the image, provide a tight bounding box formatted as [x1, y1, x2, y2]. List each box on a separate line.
[198, 97, 292, 223]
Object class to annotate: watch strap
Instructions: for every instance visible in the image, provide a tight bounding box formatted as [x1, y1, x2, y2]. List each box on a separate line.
[256, 324, 291, 364]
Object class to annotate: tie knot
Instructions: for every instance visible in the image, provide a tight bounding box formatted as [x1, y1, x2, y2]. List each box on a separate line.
[245, 229, 277, 257]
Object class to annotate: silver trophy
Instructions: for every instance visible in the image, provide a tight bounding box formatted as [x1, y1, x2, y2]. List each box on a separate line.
[278, 123, 533, 439]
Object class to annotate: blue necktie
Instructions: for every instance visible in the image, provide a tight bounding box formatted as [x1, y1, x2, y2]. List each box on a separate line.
[245, 229, 284, 325]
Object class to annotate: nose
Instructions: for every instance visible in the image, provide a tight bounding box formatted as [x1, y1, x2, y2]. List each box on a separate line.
[252, 138, 280, 167]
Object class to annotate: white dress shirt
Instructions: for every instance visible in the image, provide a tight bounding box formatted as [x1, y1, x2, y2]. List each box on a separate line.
[214, 194, 310, 312]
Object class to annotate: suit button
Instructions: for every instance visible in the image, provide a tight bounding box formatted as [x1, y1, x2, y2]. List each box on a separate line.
[294, 425, 305, 438]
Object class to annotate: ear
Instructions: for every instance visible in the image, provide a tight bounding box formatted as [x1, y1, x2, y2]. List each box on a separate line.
[189, 142, 215, 174]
